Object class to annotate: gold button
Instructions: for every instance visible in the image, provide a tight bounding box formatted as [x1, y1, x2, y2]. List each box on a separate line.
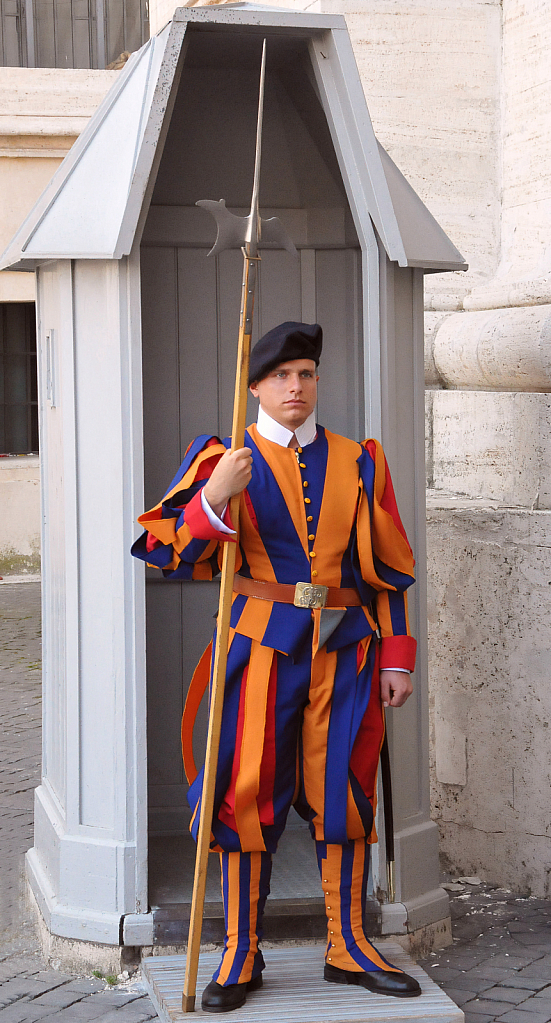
[329, 918, 333, 921]
[327, 958, 332, 962]
[330, 931, 334, 935]
[312, 570, 318, 577]
[332, 944, 335, 947]
[297, 447, 302, 453]
[307, 515, 313, 522]
[323, 879, 328, 883]
[299, 463, 306, 469]
[303, 480, 308, 488]
[304, 497, 311, 504]
[326, 907, 330, 910]
[308, 534, 315, 541]
[309, 551, 316, 558]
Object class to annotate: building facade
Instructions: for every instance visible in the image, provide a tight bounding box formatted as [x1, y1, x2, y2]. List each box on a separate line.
[0, 0, 148, 575]
[2, 0, 550, 923]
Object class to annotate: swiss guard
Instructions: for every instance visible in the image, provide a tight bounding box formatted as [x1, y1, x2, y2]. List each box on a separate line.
[132, 319, 421, 1011]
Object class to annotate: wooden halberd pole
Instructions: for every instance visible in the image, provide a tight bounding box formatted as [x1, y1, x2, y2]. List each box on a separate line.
[182, 41, 266, 1013]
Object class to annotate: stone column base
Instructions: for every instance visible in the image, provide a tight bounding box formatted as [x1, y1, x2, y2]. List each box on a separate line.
[26, 883, 141, 976]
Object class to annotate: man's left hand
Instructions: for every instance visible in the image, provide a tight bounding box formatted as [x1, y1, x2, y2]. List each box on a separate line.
[380, 670, 413, 708]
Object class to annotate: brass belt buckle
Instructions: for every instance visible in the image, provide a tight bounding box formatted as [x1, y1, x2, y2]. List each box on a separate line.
[294, 581, 329, 609]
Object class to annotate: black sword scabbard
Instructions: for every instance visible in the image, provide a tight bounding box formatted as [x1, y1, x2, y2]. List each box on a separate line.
[380, 723, 395, 902]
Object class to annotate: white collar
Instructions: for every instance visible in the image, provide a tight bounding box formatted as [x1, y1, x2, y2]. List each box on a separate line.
[256, 406, 317, 448]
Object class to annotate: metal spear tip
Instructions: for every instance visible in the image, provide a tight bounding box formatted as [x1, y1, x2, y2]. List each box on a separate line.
[195, 36, 296, 260]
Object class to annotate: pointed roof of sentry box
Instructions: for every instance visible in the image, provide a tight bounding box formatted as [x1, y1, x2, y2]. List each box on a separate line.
[0, 3, 467, 273]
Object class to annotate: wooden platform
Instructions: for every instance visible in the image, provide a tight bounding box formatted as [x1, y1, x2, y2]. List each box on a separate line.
[142, 943, 464, 1023]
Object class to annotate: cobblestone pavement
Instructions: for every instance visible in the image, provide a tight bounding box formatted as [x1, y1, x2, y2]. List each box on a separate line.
[0, 583, 42, 950]
[2, 581, 551, 1021]
[0, 582, 161, 1020]
[419, 884, 551, 1023]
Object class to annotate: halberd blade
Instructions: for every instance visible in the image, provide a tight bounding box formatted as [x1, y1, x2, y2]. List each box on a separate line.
[260, 216, 297, 257]
[196, 199, 298, 258]
[196, 199, 247, 257]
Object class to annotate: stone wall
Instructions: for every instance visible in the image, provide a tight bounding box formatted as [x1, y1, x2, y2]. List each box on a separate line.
[426, 0, 551, 895]
[0, 456, 40, 576]
[427, 496, 551, 895]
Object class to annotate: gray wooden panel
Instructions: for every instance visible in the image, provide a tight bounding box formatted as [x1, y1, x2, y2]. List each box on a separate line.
[34, 0, 56, 68]
[53, 0, 76, 68]
[257, 248, 302, 340]
[315, 248, 364, 441]
[147, 580, 219, 829]
[140, 246, 180, 508]
[143, 244, 221, 830]
[217, 248, 248, 438]
[105, 0, 146, 66]
[123, 0, 145, 54]
[177, 247, 218, 441]
[105, 0, 124, 63]
[13, 0, 146, 68]
[146, 582, 183, 790]
[71, 0, 92, 70]
[386, 265, 417, 535]
[0, 0, 23, 66]
[383, 264, 424, 827]
[37, 262, 68, 811]
[142, 244, 191, 828]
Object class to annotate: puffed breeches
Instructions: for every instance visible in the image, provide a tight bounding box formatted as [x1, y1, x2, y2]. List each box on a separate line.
[185, 627, 384, 854]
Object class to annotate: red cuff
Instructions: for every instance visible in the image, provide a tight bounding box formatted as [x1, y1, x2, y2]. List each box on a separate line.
[379, 635, 417, 673]
[184, 490, 236, 541]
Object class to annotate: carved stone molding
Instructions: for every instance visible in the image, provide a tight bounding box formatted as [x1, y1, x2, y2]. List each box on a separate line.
[430, 303, 551, 392]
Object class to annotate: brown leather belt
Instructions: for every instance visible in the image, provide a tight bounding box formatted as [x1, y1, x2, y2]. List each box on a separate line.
[233, 574, 362, 610]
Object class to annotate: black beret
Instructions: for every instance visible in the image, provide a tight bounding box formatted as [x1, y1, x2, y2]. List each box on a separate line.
[248, 321, 322, 385]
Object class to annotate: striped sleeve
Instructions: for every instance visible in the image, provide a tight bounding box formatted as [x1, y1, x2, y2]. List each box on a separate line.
[130, 435, 229, 580]
[357, 439, 417, 672]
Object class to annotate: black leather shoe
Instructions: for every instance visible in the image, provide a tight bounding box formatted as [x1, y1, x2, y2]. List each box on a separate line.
[324, 962, 421, 997]
[201, 973, 263, 1013]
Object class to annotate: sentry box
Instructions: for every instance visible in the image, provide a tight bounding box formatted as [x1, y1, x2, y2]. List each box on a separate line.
[1, 3, 465, 957]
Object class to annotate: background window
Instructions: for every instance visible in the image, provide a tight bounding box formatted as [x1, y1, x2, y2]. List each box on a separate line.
[0, 303, 38, 455]
[0, 0, 148, 69]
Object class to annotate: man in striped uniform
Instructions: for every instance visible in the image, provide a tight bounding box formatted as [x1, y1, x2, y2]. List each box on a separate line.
[132, 322, 421, 1011]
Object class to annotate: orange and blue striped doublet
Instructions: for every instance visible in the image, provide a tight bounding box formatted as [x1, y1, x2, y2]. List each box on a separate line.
[132, 424, 416, 855]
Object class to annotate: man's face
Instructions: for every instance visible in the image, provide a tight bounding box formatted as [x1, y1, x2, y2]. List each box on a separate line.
[249, 359, 319, 431]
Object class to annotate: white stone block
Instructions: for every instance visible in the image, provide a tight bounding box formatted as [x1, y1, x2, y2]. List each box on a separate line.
[434, 718, 467, 787]
[427, 500, 551, 895]
[429, 390, 551, 508]
[0, 456, 40, 574]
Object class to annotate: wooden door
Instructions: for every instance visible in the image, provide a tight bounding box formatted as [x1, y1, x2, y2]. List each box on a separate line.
[141, 242, 363, 835]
